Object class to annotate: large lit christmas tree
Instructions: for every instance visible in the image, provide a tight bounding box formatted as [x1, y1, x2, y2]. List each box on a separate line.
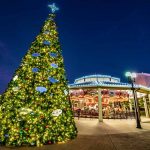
[0, 3, 77, 147]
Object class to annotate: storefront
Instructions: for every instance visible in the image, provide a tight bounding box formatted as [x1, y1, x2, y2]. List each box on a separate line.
[69, 75, 150, 121]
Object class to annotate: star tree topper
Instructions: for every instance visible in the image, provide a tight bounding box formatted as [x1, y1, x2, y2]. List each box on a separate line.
[48, 3, 59, 13]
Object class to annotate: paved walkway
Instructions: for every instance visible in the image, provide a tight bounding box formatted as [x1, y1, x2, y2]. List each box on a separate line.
[1, 117, 150, 150]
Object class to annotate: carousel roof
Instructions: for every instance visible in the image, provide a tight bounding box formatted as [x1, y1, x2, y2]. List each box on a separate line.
[69, 80, 150, 94]
[75, 74, 120, 83]
[70, 81, 131, 88]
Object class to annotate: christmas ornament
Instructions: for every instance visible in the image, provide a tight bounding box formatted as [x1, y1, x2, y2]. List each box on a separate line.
[12, 87, 19, 92]
[13, 75, 18, 81]
[36, 87, 47, 93]
[32, 53, 40, 57]
[44, 31, 50, 34]
[51, 63, 58, 68]
[5, 134, 9, 138]
[32, 68, 39, 73]
[64, 90, 68, 95]
[52, 109, 62, 117]
[50, 52, 57, 58]
[20, 108, 32, 115]
[48, 77, 58, 83]
[43, 40, 51, 45]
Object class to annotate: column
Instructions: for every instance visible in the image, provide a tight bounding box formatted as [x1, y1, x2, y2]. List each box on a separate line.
[148, 94, 150, 113]
[148, 94, 150, 117]
[98, 88, 103, 122]
[143, 96, 150, 118]
[112, 102, 115, 108]
[129, 98, 133, 112]
[148, 94, 150, 104]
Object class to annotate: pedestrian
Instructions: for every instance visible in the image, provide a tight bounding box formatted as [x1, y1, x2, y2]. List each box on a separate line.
[77, 109, 81, 120]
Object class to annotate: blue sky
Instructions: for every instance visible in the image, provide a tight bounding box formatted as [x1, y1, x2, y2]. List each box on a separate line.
[0, 0, 150, 93]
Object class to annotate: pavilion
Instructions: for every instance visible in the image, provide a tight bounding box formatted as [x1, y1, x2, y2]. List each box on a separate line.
[69, 74, 150, 122]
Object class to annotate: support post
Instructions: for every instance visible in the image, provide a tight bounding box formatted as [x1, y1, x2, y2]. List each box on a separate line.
[112, 102, 115, 108]
[131, 83, 141, 128]
[98, 88, 103, 122]
[143, 96, 150, 118]
[148, 94, 150, 105]
[129, 98, 133, 112]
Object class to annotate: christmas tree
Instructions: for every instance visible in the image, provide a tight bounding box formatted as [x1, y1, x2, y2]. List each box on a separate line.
[0, 3, 77, 147]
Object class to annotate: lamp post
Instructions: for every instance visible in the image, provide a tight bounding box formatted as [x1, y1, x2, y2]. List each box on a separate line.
[125, 72, 142, 129]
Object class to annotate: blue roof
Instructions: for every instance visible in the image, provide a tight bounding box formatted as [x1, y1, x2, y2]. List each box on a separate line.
[69, 75, 150, 93]
[69, 81, 133, 89]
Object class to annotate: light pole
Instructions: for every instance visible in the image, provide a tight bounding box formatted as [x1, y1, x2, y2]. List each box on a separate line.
[125, 72, 142, 129]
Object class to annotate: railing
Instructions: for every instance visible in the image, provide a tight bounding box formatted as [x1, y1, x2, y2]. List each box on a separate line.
[74, 110, 135, 119]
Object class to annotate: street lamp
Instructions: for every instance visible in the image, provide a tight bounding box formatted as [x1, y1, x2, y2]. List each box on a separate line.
[125, 72, 142, 129]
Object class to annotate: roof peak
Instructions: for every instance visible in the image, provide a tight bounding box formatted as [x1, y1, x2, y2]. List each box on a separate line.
[75, 74, 120, 81]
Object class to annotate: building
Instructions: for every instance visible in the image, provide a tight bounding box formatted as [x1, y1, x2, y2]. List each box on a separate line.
[135, 73, 150, 87]
[69, 74, 150, 121]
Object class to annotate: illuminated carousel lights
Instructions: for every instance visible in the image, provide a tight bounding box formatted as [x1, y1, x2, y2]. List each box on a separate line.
[75, 74, 120, 82]
[70, 82, 134, 88]
[81, 75, 110, 78]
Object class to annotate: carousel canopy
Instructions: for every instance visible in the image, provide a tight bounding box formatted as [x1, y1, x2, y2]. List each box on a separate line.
[69, 74, 150, 94]
[75, 74, 120, 84]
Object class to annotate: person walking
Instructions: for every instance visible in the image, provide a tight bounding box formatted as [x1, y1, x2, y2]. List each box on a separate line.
[77, 108, 81, 120]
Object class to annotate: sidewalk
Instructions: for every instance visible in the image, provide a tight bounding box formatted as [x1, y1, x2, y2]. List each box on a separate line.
[1, 117, 150, 150]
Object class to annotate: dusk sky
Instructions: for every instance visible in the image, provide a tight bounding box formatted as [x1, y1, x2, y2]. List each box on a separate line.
[0, 0, 150, 93]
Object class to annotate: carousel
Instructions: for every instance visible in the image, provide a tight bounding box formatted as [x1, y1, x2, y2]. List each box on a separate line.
[69, 74, 150, 121]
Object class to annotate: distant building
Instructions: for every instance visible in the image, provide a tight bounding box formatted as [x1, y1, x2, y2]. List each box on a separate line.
[135, 73, 150, 87]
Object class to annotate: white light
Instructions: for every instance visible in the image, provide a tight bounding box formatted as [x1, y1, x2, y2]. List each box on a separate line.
[125, 72, 131, 77]
[20, 108, 32, 115]
[132, 73, 137, 78]
[125, 72, 137, 79]
[13, 75, 18, 81]
[52, 109, 62, 117]
[12, 87, 19, 91]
